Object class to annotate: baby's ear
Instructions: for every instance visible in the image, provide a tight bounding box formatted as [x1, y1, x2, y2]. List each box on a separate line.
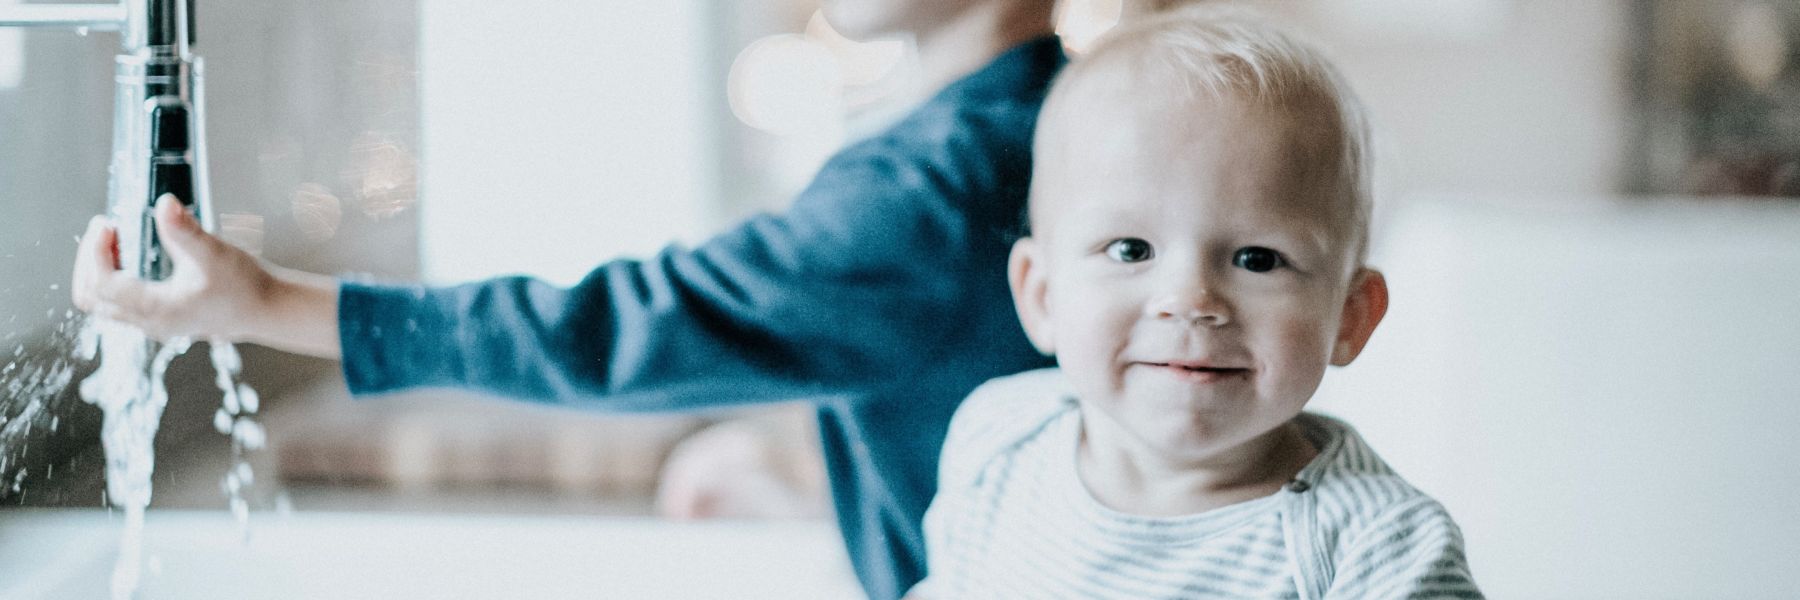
[1330, 268, 1388, 366]
[1008, 238, 1055, 355]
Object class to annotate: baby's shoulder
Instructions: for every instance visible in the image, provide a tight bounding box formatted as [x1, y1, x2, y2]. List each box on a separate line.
[938, 368, 1077, 487]
[1310, 471, 1472, 592]
[1302, 417, 1467, 561]
[1316, 478, 1461, 548]
[956, 367, 1072, 420]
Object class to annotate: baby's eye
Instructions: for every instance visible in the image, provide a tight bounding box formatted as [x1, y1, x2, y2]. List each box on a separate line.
[1232, 246, 1286, 273]
[1104, 238, 1154, 263]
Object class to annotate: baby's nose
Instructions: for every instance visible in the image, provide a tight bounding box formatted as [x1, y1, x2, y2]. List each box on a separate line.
[1146, 287, 1232, 327]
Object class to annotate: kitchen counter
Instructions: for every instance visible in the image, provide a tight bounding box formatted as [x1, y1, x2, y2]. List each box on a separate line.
[0, 509, 862, 599]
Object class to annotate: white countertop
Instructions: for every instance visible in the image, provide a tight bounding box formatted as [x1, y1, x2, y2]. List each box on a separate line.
[0, 509, 863, 599]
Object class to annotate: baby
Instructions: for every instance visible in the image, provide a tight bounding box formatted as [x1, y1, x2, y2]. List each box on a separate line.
[909, 6, 1481, 599]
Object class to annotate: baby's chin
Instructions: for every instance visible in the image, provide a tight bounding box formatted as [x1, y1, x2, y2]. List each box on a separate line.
[1081, 372, 1309, 434]
[1082, 409, 1278, 466]
[1144, 411, 1311, 466]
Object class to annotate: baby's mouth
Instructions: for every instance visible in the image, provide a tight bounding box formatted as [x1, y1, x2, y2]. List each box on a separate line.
[1140, 361, 1251, 382]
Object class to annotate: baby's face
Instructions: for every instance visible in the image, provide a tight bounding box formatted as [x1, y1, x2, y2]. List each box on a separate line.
[1012, 94, 1384, 463]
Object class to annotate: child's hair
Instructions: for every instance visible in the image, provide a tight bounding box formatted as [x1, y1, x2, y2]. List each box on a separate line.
[1032, 4, 1375, 265]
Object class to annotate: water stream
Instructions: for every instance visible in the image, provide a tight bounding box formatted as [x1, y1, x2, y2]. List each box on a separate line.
[75, 318, 265, 600]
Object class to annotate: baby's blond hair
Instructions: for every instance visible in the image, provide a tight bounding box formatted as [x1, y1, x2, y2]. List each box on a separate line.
[1034, 4, 1374, 265]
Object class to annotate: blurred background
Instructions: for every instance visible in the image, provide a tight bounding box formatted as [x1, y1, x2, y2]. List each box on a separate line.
[1, 0, 1798, 598]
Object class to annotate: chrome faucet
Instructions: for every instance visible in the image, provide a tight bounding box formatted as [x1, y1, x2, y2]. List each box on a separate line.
[2, 0, 211, 280]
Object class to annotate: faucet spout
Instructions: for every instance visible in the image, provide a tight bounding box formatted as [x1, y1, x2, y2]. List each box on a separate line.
[120, 0, 208, 280]
[0, 1, 212, 280]
[128, 0, 194, 53]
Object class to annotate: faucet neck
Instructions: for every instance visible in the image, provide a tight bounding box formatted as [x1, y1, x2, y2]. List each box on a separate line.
[124, 0, 193, 55]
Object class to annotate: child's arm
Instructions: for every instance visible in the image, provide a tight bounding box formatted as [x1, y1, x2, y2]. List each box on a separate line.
[331, 112, 1047, 410]
[73, 95, 1047, 412]
[1325, 497, 1483, 599]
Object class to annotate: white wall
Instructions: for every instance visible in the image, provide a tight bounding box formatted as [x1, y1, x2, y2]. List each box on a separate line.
[0, 20, 113, 344]
[418, 0, 719, 286]
[1266, 3, 1800, 595]
[1273, 0, 1630, 203]
[1312, 195, 1800, 598]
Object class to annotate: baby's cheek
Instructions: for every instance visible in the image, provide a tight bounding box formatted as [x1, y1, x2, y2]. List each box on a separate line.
[1051, 301, 1134, 389]
[1056, 315, 1120, 367]
[1265, 318, 1335, 390]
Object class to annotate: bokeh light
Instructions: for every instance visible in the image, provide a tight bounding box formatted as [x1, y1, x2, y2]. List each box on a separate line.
[727, 33, 844, 136]
[216, 212, 266, 257]
[0, 28, 20, 89]
[804, 11, 905, 88]
[1056, 0, 1123, 55]
[289, 183, 342, 242]
[1728, 2, 1788, 89]
[342, 132, 417, 219]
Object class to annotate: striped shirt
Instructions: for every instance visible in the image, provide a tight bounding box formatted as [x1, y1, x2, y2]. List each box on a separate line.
[911, 369, 1482, 599]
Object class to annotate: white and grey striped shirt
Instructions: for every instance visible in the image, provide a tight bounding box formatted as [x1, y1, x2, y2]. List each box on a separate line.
[912, 368, 1481, 599]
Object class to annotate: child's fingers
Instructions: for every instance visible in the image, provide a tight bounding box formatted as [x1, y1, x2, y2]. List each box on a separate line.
[72, 215, 120, 312]
[151, 194, 217, 264]
[72, 212, 171, 334]
[90, 269, 179, 337]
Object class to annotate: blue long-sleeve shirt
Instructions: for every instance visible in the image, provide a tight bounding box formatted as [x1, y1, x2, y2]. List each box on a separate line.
[337, 36, 1065, 600]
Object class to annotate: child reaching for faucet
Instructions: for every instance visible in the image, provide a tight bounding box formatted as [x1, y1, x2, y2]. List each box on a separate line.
[73, 2, 1069, 597]
[906, 6, 1481, 598]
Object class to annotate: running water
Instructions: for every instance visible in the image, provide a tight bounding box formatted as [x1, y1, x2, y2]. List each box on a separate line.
[0, 310, 83, 485]
[76, 318, 265, 600]
[209, 339, 266, 533]
[77, 320, 179, 600]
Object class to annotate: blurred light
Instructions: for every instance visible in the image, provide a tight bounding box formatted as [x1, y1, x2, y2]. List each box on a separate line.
[216, 213, 266, 257]
[1728, 2, 1788, 89]
[1056, 0, 1122, 56]
[289, 183, 341, 242]
[1312, 0, 1509, 44]
[804, 11, 905, 87]
[0, 27, 21, 89]
[728, 34, 843, 136]
[342, 132, 417, 219]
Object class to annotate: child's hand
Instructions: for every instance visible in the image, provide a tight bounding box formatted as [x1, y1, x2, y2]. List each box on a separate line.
[72, 194, 277, 341]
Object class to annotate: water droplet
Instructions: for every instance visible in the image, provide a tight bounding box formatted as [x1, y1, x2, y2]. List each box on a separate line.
[229, 497, 249, 523]
[220, 387, 240, 415]
[239, 385, 259, 413]
[232, 420, 267, 450]
[213, 409, 232, 434]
